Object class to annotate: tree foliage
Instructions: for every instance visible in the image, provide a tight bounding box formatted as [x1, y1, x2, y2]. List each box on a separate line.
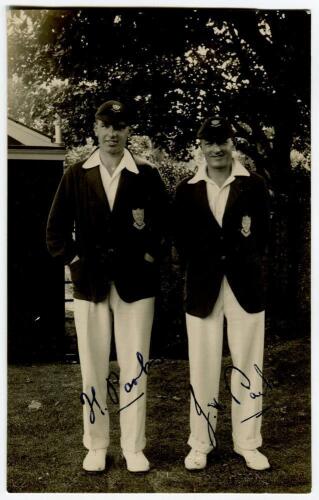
[8, 7, 310, 185]
[7, 7, 310, 339]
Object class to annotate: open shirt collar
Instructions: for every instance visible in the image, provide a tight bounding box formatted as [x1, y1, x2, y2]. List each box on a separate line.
[82, 147, 139, 174]
[188, 155, 250, 186]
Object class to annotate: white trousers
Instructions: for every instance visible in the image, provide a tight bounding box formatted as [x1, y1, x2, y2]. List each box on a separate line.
[186, 277, 265, 453]
[74, 284, 154, 452]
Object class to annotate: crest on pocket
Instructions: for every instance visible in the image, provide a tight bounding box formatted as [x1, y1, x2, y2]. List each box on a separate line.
[132, 208, 146, 230]
[241, 215, 251, 237]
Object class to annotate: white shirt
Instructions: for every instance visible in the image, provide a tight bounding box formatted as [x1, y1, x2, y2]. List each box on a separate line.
[188, 156, 250, 227]
[82, 148, 139, 210]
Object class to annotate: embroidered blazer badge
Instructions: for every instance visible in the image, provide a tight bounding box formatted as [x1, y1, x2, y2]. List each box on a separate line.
[241, 215, 251, 237]
[132, 208, 146, 230]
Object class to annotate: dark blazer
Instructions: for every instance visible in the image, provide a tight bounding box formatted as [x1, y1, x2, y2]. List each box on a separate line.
[174, 170, 270, 317]
[46, 150, 168, 303]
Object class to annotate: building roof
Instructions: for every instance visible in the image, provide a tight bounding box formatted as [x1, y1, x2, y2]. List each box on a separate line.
[8, 117, 61, 147]
[8, 117, 65, 161]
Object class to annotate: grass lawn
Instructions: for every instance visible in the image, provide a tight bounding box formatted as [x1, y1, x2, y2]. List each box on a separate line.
[7, 335, 311, 493]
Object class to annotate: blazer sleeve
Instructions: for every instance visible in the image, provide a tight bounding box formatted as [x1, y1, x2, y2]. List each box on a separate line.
[46, 166, 78, 265]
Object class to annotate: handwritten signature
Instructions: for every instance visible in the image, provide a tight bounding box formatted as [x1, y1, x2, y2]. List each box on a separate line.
[80, 386, 106, 424]
[224, 364, 273, 422]
[124, 352, 164, 393]
[190, 364, 274, 448]
[190, 384, 218, 448]
[80, 352, 164, 421]
[80, 357, 274, 444]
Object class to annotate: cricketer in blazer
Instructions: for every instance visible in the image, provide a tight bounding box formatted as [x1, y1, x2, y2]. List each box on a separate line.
[46, 148, 167, 303]
[174, 159, 270, 318]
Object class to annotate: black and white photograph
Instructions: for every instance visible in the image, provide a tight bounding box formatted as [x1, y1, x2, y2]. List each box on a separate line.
[6, 1, 314, 495]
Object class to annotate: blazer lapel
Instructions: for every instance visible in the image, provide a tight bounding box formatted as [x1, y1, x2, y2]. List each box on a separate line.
[112, 169, 132, 216]
[194, 180, 220, 228]
[84, 165, 111, 213]
[223, 177, 245, 223]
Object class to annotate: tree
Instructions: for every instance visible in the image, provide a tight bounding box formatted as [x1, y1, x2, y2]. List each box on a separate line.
[8, 7, 310, 179]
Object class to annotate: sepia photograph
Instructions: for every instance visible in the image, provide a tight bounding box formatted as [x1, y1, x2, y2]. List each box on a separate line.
[6, 2, 312, 495]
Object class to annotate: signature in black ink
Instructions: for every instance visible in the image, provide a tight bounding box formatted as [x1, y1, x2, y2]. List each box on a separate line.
[223, 364, 274, 423]
[118, 393, 145, 413]
[81, 382, 144, 422]
[190, 384, 218, 448]
[106, 371, 146, 412]
[124, 352, 164, 393]
[207, 397, 226, 411]
[81, 354, 164, 422]
[80, 386, 106, 424]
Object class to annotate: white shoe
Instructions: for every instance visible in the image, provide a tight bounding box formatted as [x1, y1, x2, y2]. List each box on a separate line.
[83, 448, 107, 472]
[122, 451, 150, 472]
[184, 449, 207, 470]
[234, 446, 270, 471]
